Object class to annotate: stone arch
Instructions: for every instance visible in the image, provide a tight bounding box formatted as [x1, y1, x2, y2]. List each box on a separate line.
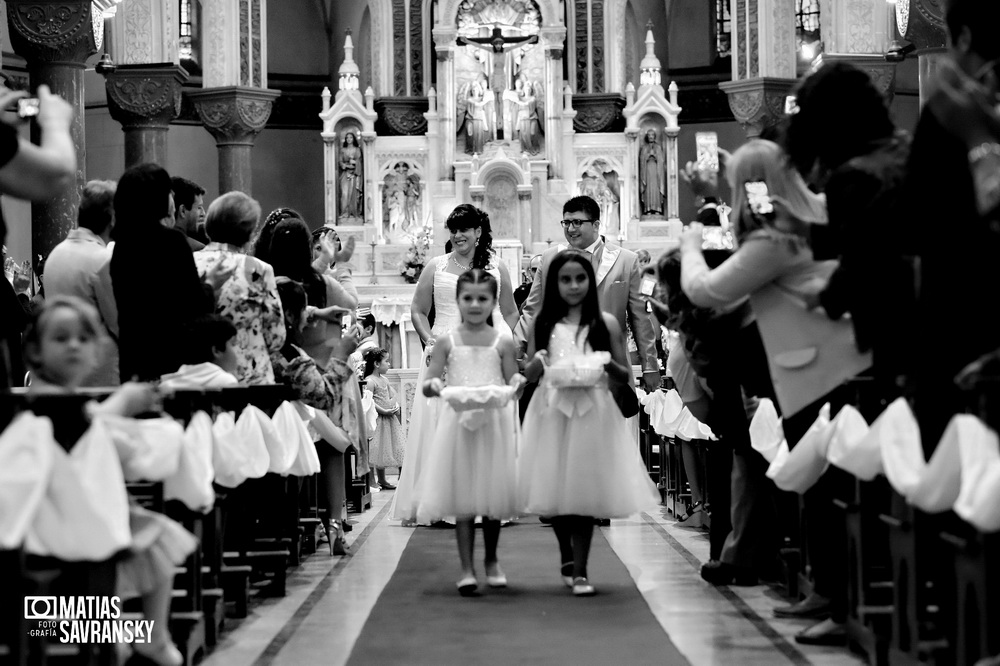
[476, 161, 527, 188]
[436, 0, 562, 29]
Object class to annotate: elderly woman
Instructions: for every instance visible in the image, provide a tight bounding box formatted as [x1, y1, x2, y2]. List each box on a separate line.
[193, 192, 284, 385]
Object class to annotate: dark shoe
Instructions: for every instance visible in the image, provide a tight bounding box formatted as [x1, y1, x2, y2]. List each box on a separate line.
[594, 518, 611, 527]
[794, 619, 847, 646]
[678, 501, 704, 522]
[379, 483, 396, 490]
[539, 516, 553, 524]
[328, 521, 350, 556]
[699, 560, 758, 586]
[774, 593, 832, 619]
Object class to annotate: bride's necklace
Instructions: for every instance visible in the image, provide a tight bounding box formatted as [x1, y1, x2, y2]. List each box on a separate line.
[450, 253, 472, 272]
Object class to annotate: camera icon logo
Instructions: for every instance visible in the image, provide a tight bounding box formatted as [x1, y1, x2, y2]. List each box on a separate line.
[24, 597, 57, 620]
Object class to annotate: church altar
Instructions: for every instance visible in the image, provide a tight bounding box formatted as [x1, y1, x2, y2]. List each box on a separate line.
[318, 0, 687, 370]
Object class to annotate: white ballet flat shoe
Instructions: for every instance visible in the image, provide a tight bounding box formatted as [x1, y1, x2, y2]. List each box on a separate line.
[457, 575, 478, 596]
[572, 577, 596, 597]
[486, 566, 508, 588]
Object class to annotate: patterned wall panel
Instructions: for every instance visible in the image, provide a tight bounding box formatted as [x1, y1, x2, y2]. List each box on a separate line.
[251, 0, 262, 87]
[409, 0, 423, 95]
[736, 0, 746, 78]
[240, 0, 249, 85]
[392, 0, 406, 96]
[591, 0, 604, 92]
[575, 0, 589, 92]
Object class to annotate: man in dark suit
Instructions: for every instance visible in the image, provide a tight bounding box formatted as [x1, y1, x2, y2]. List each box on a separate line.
[514, 195, 661, 392]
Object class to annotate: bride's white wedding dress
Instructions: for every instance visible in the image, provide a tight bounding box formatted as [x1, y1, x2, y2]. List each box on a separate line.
[391, 254, 512, 522]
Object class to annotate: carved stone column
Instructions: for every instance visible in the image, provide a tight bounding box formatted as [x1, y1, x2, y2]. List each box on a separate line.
[104, 64, 189, 168]
[189, 87, 280, 194]
[816, 0, 897, 101]
[719, 77, 795, 138]
[894, 0, 947, 105]
[432, 28, 457, 177]
[6, 0, 99, 257]
[721, 0, 797, 138]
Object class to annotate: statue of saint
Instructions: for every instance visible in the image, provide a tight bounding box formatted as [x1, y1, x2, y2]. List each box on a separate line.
[639, 128, 665, 216]
[465, 83, 491, 154]
[338, 131, 363, 219]
[459, 26, 538, 140]
[515, 82, 541, 155]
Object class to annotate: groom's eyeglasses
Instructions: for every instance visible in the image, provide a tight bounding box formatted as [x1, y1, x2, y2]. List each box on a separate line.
[560, 219, 593, 229]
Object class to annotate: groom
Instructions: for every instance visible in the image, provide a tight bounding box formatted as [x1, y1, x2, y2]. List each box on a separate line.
[514, 195, 661, 393]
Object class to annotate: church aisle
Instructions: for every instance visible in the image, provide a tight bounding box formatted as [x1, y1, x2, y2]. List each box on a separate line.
[345, 519, 689, 665]
[203, 489, 862, 666]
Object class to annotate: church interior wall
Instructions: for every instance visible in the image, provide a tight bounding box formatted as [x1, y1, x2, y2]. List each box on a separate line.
[267, 0, 329, 77]
[252, 129, 326, 226]
[0, 0, 929, 266]
[665, 0, 715, 70]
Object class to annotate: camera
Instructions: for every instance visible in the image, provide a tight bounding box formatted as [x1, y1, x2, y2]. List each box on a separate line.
[17, 98, 39, 119]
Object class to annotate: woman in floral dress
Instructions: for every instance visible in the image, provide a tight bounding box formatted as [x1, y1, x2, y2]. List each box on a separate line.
[193, 191, 284, 385]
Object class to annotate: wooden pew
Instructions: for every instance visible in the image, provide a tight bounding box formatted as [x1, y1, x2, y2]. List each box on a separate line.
[0, 391, 122, 666]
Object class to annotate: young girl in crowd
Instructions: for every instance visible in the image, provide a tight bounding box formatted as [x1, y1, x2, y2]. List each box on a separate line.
[24, 296, 195, 666]
[270, 277, 356, 556]
[362, 347, 403, 490]
[416, 269, 525, 595]
[519, 251, 659, 596]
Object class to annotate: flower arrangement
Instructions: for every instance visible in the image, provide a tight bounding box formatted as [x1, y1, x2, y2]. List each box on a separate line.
[399, 225, 433, 283]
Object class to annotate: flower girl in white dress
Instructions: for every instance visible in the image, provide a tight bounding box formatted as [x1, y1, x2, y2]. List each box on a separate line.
[23, 296, 194, 665]
[414, 269, 526, 595]
[519, 251, 659, 596]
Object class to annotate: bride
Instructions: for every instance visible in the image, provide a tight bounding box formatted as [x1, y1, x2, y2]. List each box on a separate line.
[392, 204, 518, 523]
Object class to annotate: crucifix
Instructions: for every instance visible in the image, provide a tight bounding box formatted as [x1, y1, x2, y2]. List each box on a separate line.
[458, 26, 538, 140]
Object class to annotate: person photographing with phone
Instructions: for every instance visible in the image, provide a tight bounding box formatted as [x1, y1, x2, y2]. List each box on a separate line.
[0, 79, 77, 389]
[680, 138, 873, 646]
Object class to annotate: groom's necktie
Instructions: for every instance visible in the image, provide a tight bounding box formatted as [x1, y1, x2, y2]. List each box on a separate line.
[587, 245, 603, 276]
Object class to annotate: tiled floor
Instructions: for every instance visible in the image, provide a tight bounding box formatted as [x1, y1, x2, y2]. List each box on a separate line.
[205, 483, 864, 666]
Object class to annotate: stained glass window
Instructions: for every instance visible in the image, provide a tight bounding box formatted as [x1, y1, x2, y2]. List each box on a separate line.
[179, 0, 200, 68]
[716, 0, 731, 59]
[796, 0, 821, 60]
[796, 0, 821, 46]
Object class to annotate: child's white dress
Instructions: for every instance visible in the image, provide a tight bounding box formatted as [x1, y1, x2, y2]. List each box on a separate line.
[369, 377, 405, 467]
[518, 321, 660, 518]
[414, 332, 519, 523]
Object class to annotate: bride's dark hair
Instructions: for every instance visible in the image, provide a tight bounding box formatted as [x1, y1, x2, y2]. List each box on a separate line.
[445, 204, 494, 270]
